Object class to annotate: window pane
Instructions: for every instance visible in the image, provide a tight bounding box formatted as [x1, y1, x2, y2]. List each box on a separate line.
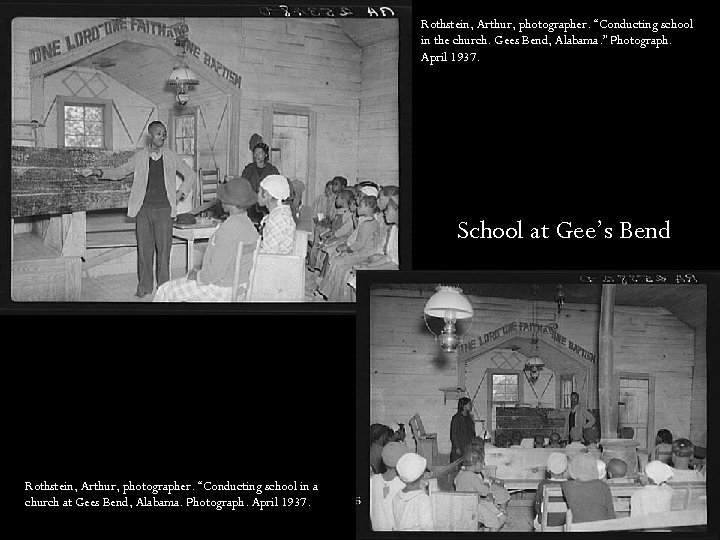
[493, 375, 503, 385]
[65, 106, 83, 120]
[85, 121, 103, 135]
[65, 135, 83, 147]
[85, 107, 103, 121]
[86, 136, 103, 148]
[65, 120, 84, 135]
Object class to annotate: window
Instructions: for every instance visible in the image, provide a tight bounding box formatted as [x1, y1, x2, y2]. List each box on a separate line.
[561, 377, 574, 409]
[488, 370, 522, 432]
[57, 97, 113, 150]
[174, 115, 196, 159]
[492, 374, 519, 402]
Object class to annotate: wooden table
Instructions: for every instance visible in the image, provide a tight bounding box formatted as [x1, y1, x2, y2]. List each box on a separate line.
[172, 221, 221, 272]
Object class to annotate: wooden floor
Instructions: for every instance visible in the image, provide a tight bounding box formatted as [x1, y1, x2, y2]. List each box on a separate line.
[79, 268, 324, 303]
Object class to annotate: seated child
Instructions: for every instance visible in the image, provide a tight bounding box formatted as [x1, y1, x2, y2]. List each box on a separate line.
[533, 434, 546, 448]
[317, 195, 380, 300]
[258, 175, 296, 254]
[533, 452, 569, 531]
[393, 453, 434, 531]
[494, 432, 509, 448]
[454, 445, 509, 531]
[584, 426, 600, 451]
[561, 453, 616, 523]
[606, 458, 633, 483]
[310, 188, 354, 271]
[631, 460, 674, 517]
[370, 442, 410, 531]
[548, 432, 563, 448]
[310, 176, 345, 259]
[650, 429, 674, 464]
[153, 178, 258, 302]
[509, 431, 524, 448]
[350, 198, 399, 273]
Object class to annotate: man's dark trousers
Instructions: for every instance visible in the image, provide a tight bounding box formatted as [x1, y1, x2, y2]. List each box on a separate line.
[135, 205, 173, 295]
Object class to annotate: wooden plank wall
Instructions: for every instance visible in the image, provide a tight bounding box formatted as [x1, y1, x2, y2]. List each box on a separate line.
[357, 37, 399, 186]
[689, 325, 707, 446]
[187, 17, 364, 205]
[12, 18, 396, 214]
[370, 288, 697, 455]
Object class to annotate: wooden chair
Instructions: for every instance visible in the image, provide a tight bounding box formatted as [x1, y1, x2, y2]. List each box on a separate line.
[430, 490, 480, 531]
[198, 168, 221, 206]
[540, 485, 568, 531]
[409, 414, 438, 466]
[245, 230, 309, 302]
[231, 240, 259, 301]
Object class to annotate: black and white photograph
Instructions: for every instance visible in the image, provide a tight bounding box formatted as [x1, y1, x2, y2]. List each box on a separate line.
[360, 275, 709, 533]
[9, 14, 401, 304]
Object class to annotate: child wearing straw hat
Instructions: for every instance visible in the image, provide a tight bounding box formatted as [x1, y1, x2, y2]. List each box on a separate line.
[392, 453, 434, 531]
[561, 452, 615, 523]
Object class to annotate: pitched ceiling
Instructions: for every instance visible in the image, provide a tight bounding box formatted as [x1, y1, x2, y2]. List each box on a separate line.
[380, 283, 707, 329]
[333, 19, 398, 47]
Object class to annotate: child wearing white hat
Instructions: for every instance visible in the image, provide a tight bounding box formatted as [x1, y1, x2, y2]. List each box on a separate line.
[630, 460, 674, 517]
[392, 453, 434, 531]
[258, 175, 296, 254]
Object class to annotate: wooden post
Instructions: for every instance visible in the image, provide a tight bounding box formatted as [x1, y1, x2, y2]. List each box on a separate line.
[598, 284, 616, 439]
[228, 95, 241, 175]
[457, 355, 465, 390]
[30, 75, 45, 147]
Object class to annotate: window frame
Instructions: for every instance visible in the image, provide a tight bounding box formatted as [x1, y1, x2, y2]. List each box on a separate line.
[168, 106, 198, 171]
[559, 374, 575, 409]
[57, 96, 113, 150]
[487, 368, 523, 433]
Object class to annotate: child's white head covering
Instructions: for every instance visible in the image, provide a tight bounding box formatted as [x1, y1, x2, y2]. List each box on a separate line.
[396, 453, 427, 483]
[260, 175, 290, 201]
[547, 452, 568, 475]
[645, 460, 674, 484]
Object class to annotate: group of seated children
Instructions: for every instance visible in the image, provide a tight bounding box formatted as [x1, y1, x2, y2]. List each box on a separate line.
[308, 176, 399, 301]
[154, 175, 296, 302]
[532, 433, 705, 529]
[369, 427, 511, 532]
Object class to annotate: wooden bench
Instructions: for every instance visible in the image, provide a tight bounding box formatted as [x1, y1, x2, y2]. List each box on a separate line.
[565, 508, 706, 531]
[11, 233, 81, 301]
[541, 481, 706, 530]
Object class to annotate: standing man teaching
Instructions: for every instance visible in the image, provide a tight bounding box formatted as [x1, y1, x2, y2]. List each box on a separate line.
[563, 392, 596, 443]
[79, 121, 195, 297]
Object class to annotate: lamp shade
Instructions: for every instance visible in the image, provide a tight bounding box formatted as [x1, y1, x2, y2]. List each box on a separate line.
[424, 286, 473, 320]
[168, 66, 199, 86]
